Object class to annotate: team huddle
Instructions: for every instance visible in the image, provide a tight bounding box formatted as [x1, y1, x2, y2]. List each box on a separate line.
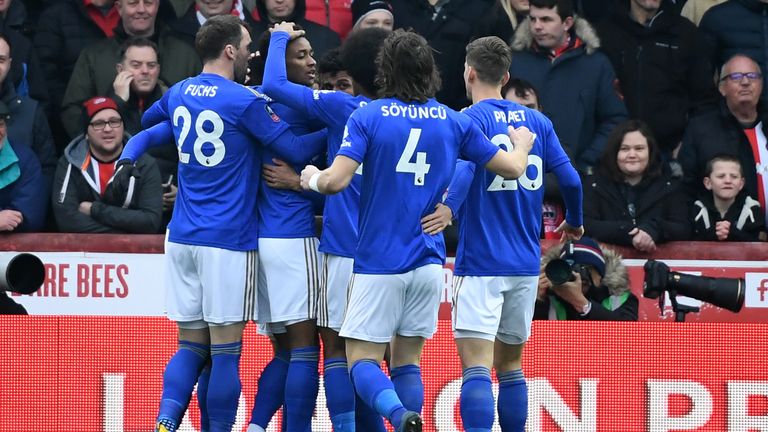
[108, 14, 584, 432]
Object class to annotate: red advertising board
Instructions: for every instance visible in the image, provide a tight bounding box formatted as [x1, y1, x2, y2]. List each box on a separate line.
[2, 317, 767, 432]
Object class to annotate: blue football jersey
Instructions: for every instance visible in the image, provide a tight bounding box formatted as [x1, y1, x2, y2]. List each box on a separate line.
[148, 73, 292, 251]
[337, 98, 499, 274]
[261, 31, 368, 257]
[453, 99, 571, 276]
[253, 86, 326, 238]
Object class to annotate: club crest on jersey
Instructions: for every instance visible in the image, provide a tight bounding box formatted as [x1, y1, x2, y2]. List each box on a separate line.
[265, 104, 281, 122]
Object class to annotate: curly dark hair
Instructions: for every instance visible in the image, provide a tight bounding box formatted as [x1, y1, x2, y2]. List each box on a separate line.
[249, 23, 306, 85]
[340, 27, 390, 97]
[375, 29, 441, 103]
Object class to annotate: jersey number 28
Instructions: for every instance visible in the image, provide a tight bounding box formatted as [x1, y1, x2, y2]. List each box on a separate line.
[173, 106, 225, 167]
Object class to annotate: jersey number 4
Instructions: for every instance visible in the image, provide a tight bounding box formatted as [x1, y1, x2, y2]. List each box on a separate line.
[396, 128, 431, 186]
[173, 106, 225, 167]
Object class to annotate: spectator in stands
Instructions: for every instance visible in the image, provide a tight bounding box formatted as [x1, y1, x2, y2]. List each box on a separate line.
[317, 47, 353, 94]
[536, 237, 638, 321]
[52, 96, 162, 233]
[492, 0, 531, 43]
[60, 0, 201, 140]
[692, 155, 766, 241]
[0, 0, 47, 103]
[584, 120, 690, 252]
[681, 0, 725, 26]
[351, 0, 393, 31]
[700, 0, 768, 99]
[0, 100, 46, 233]
[107, 38, 165, 135]
[510, 0, 627, 174]
[597, 0, 716, 158]
[106, 37, 177, 225]
[169, 0, 259, 46]
[0, 35, 56, 192]
[304, 0, 352, 39]
[34, 0, 119, 150]
[389, 0, 503, 109]
[250, 0, 341, 60]
[502, 77, 540, 110]
[678, 54, 768, 220]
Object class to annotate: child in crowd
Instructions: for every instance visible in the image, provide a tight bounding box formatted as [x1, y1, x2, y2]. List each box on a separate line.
[692, 155, 766, 241]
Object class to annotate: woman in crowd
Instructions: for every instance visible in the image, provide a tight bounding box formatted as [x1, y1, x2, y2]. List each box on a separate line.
[583, 119, 690, 252]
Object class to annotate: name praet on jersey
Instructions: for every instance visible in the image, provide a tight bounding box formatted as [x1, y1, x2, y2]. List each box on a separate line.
[381, 103, 448, 120]
[184, 84, 218, 97]
[493, 109, 527, 124]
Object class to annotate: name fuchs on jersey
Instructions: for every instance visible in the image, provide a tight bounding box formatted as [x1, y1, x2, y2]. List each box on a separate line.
[184, 84, 218, 97]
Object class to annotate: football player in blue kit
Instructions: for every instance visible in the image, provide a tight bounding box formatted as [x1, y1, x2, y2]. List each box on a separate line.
[298, 30, 536, 432]
[107, 16, 326, 432]
[261, 23, 392, 432]
[445, 37, 583, 432]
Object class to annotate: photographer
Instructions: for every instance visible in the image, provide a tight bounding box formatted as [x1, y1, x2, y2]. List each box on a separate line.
[536, 237, 638, 321]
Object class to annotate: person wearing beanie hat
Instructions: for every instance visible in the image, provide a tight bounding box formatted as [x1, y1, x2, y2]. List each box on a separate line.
[351, 0, 393, 30]
[536, 237, 638, 321]
[51, 95, 162, 234]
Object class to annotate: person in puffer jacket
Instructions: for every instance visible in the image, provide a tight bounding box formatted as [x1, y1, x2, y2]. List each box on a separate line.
[536, 236, 638, 321]
[51, 96, 161, 233]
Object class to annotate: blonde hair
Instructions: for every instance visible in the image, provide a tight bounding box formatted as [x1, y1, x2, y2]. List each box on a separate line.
[500, 0, 519, 29]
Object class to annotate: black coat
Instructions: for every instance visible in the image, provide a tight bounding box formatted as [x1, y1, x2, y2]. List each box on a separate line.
[678, 101, 764, 202]
[251, 0, 341, 61]
[390, 0, 501, 110]
[700, 0, 768, 99]
[691, 192, 765, 241]
[0, 0, 48, 105]
[596, 4, 716, 151]
[32, 0, 111, 108]
[169, 5, 261, 47]
[583, 172, 691, 245]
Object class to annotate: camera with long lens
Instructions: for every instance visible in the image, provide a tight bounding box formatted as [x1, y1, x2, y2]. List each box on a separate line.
[643, 259, 744, 321]
[0, 253, 45, 294]
[545, 257, 592, 286]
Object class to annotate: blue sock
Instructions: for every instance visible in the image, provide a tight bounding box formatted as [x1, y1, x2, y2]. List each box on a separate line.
[284, 346, 320, 431]
[157, 340, 209, 431]
[197, 362, 211, 432]
[350, 359, 407, 429]
[207, 342, 242, 432]
[354, 392, 386, 432]
[390, 364, 423, 413]
[324, 358, 356, 432]
[250, 350, 290, 428]
[497, 369, 527, 432]
[460, 366, 494, 432]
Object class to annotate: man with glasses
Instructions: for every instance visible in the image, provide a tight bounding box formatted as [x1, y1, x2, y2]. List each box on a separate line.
[679, 54, 768, 227]
[51, 96, 162, 233]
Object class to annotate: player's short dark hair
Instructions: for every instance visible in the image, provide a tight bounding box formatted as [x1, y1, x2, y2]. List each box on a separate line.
[530, 0, 574, 20]
[249, 23, 306, 85]
[600, 119, 662, 182]
[465, 36, 512, 85]
[375, 29, 441, 103]
[704, 154, 743, 177]
[195, 15, 250, 64]
[119, 37, 159, 62]
[317, 47, 345, 76]
[340, 27, 390, 97]
[502, 78, 540, 106]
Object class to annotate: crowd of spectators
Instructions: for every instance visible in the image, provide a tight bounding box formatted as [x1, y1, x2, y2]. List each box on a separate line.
[0, 0, 765, 249]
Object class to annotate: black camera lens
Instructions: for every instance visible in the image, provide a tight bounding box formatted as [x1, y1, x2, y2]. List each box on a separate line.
[545, 259, 575, 286]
